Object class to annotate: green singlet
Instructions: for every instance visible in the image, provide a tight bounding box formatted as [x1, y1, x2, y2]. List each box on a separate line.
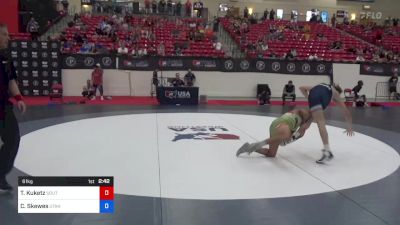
[269, 112, 302, 137]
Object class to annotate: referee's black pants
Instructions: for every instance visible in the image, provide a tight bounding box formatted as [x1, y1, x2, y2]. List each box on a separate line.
[0, 106, 20, 180]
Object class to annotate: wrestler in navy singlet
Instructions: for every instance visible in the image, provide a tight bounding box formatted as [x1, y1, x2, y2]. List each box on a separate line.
[308, 83, 333, 111]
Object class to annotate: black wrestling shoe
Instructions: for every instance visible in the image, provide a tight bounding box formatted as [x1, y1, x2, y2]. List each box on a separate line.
[316, 149, 334, 164]
[0, 178, 13, 191]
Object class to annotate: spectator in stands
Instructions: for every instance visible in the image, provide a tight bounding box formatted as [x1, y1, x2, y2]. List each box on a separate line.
[152, 0, 158, 13]
[176, 1, 182, 16]
[356, 54, 365, 62]
[331, 41, 343, 50]
[184, 69, 196, 86]
[118, 43, 129, 54]
[158, 0, 166, 15]
[167, 0, 173, 15]
[213, 17, 219, 32]
[244, 7, 249, 18]
[214, 41, 222, 51]
[26, 17, 40, 41]
[73, 32, 84, 44]
[91, 63, 104, 100]
[343, 15, 350, 25]
[185, 0, 192, 17]
[269, 9, 275, 20]
[145, 0, 151, 14]
[194, 0, 203, 18]
[282, 80, 296, 104]
[80, 40, 93, 54]
[285, 49, 297, 60]
[262, 9, 269, 21]
[308, 53, 319, 61]
[258, 86, 271, 105]
[331, 14, 336, 27]
[158, 42, 165, 56]
[62, 0, 69, 13]
[388, 73, 399, 100]
[171, 73, 185, 87]
[393, 18, 399, 26]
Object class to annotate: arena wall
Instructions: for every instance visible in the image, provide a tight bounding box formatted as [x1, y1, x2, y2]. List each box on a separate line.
[62, 63, 389, 98]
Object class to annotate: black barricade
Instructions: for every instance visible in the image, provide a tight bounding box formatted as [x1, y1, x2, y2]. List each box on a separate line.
[62, 54, 116, 69]
[116, 55, 332, 75]
[360, 63, 400, 76]
[10, 40, 61, 96]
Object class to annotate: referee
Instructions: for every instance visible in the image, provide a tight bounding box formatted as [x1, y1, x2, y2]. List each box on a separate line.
[0, 22, 26, 191]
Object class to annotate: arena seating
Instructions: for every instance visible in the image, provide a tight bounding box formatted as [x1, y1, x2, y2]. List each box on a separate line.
[337, 24, 400, 53]
[62, 15, 225, 57]
[221, 18, 370, 62]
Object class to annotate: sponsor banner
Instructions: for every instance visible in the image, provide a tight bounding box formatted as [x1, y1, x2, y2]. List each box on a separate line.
[118, 56, 331, 75]
[118, 56, 220, 71]
[62, 54, 115, 69]
[360, 63, 399, 76]
[222, 59, 332, 75]
[9, 41, 61, 96]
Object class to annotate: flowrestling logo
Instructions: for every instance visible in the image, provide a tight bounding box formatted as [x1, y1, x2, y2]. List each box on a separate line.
[169, 126, 239, 142]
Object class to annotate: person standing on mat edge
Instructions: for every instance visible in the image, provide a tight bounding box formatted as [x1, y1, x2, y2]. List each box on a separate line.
[0, 22, 27, 191]
[299, 83, 354, 163]
[91, 63, 104, 100]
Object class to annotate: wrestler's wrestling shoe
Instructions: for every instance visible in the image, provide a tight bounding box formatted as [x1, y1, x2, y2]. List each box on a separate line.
[236, 142, 251, 156]
[316, 149, 334, 164]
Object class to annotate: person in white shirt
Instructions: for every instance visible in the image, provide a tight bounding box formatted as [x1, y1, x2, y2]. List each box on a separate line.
[118, 43, 129, 54]
[214, 42, 222, 51]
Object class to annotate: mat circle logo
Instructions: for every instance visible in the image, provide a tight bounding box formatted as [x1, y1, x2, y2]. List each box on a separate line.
[102, 57, 112, 66]
[33, 80, 39, 87]
[302, 63, 311, 73]
[32, 61, 38, 68]
[240, 60, 250, 70]
[272, 62, 281, 72]
[41, 52, 48, 58]
[168, 126, 239, 142]
[256, 61, 265, 71]
[317, 64, 326, 73]
[84, 57, 95, 67]
[52, 62, 59, 68]
[287, 63, 296, 72]
[51, 42, 58, 49]
[21, 51, 28, 58]
[65, 56, 77, 67]
[42, 71, 49, 77]
[224, 60, 234, 71]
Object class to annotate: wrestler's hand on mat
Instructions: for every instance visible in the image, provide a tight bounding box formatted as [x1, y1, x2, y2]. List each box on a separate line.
[344, 127, 355, 136]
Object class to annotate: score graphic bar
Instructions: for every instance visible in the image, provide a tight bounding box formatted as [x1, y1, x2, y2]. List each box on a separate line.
[18, 176, 114, 213]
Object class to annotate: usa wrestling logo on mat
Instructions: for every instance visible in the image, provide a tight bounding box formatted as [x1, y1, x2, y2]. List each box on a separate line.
[168, 126, 239, 142]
